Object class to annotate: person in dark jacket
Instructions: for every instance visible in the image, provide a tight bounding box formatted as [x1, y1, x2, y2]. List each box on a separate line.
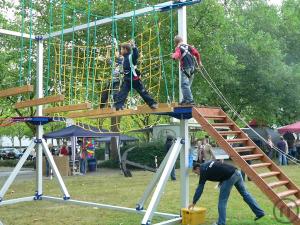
[189, 161, 265, 225]
[113, 40, 158, 110]
[165, 135, 176, 181]
[172, 35, 202, 105]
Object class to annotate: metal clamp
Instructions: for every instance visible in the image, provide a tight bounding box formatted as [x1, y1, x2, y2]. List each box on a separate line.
[34, 139, 42, 144]
[34, 192, 43, 200]
[180, 138, 185, 144]
[136, 204, 144, 211]
[35, 36, 43, 41]
[63, 195, 70, 200]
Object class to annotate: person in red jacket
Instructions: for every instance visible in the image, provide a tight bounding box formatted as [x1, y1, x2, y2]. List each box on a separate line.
[60, 145, 68, 156]
[172, 35, 202, 105]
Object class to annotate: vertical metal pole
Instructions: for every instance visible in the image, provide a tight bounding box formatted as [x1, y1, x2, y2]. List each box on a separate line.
[178, 0, 187, 102]
[36, 38, 44, 197]
[180, 119, 189, 208]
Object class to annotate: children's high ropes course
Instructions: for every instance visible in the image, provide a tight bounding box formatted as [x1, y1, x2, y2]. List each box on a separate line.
[0, 1, 300, 225]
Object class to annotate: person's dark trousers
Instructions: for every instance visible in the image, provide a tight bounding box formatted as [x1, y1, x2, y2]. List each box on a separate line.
[287, 147, 297, 164]
[267, 149, 273, 160]
[170, 166, 176, 180]
[114, 78, 156, 109]
[241, 160, 252, 181]
[218, 170, 264, 225]
[45, 158, 50, 177]
[100, 81, 120, 108]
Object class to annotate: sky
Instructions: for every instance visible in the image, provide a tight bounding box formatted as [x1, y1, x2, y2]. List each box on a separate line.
[269, 0, 283, 5]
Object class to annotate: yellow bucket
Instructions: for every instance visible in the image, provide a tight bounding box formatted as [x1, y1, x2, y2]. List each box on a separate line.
[181, 207, 207, 225]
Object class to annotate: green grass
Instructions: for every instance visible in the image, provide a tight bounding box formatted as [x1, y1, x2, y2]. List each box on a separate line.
[0, 166, 299, 225]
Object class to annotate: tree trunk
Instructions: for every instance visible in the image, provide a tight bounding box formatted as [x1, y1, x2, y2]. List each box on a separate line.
[110, 116, 120, 161]
[19, 137, 22, 148]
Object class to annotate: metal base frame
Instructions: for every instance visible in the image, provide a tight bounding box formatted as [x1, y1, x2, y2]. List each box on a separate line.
[0, 137, 185, 225]
[0, 138, 70, 201]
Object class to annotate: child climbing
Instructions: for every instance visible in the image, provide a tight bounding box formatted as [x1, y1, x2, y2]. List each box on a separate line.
[114, 40, 158, 110]
[100, 49, 123, 108]
[172, 35, 202, 105]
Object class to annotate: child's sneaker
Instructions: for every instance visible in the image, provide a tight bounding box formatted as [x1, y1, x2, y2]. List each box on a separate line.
[150, 103, 158, 109]
[179, 100, 187, 105]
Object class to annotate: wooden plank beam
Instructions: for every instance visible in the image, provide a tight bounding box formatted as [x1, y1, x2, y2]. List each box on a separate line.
[43, 102, 92, 114]
[14, 95, 65, 109]
[67, 107, 116, 119]
[0, 85, 34, 98]
[88, 105, 174, 119]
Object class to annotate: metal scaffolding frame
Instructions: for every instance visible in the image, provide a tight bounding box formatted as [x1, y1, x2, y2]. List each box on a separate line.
[0, 1, 201, 224]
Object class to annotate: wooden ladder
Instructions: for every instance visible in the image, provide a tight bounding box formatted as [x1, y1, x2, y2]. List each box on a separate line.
[192, 107, 300, 225]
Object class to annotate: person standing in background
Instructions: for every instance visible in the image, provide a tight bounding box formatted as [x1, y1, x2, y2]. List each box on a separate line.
[277, 136, 288, 166]
[197, 139, 205, 163]
[60, 144, 68, 156]
[203, 137, 215, 162]
[78, 140, 87, 174]
[266, 135, 274, 160]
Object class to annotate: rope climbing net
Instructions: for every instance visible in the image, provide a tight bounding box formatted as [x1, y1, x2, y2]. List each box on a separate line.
[0, 0, 184, 134]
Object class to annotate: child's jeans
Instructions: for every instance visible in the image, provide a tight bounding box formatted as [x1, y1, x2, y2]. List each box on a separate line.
[114, 78, 156, 109]
[181, 67, 194, 103]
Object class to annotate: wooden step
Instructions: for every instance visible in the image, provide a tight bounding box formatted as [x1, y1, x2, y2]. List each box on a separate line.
[286, 199, 300, 208]
[277, 190, 298, 199]
[251, 163, 272, 169]
[14, 95, 65, 109]
[241, 154, 263, 160]
[219, 131, 241, 135]
[227, 138, 248, 143]
[0, 85, 33, 98]
[211, 123, 234, 127]
[204, 115, 226, 121]
[268, 180, 289, 189]
[259, 171, 280, 179]
[44, 102, 92, 114]
[234, 146, 256, 152]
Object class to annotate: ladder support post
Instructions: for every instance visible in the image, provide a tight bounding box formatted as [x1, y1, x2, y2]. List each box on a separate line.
[180, 119, 189, 208]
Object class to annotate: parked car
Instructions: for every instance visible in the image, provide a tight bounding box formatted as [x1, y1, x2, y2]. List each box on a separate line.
[0, 149, 10, 160]
[0, 148, 23, 160]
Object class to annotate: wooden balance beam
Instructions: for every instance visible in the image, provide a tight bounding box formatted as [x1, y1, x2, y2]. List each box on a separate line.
[14, 95, 65, 109]
[67, 103, 173, 119]
[0, 85, 34, 98]
[43, 102, 92, 114]
[67, 108, 116, 118]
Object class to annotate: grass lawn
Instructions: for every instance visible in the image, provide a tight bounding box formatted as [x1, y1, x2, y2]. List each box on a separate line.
[0, 166, 299, 225]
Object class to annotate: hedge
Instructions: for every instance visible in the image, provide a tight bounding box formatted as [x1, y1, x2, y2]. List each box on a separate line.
[0, 159, 34, 168]
[99, 141, 180, 169]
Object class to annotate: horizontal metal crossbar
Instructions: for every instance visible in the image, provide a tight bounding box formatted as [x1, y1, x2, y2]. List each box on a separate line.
[42, 0, 201, 39]
[0, 28, 35, 39]
[43, 196, 179, 219]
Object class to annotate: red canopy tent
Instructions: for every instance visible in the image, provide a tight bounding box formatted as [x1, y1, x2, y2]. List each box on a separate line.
[278, 121, 300, 134]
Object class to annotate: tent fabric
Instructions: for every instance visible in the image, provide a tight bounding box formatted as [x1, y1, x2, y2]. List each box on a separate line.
[96, 135, 138, 143]
[278, 121, 300, 134]
[243, 127, 281, 144]
[43, 125, 111, 138]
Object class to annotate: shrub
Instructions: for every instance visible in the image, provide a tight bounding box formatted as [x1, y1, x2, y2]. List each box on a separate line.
[0, 159, 34, 168]
[99, 141, 181, 169]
